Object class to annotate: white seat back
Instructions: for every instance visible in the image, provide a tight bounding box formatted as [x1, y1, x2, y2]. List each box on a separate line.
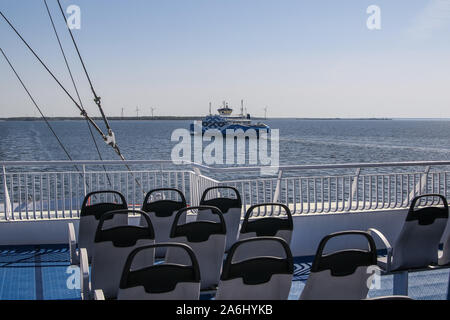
[236, 203, 293, 260]
[91, 209, 155, 299]
[165, 206, 227, 290]
[198, 186, 243, 252]
[392, 194, 448, 270]
[216, 237, 293, 300]
[79, 190, 128, 261]
[300, 231, 378, 300]
[118, 243, 201, 300]
[140, 188, 187, 258]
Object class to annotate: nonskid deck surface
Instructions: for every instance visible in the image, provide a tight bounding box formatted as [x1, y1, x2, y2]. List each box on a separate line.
[0, 245, 79, 300]
[0, 245, 448, 300]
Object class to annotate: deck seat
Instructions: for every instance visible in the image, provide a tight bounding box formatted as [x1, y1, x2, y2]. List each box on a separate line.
[215, 237, 293, 300]
[165, 206, 226, 291]
[438, 215, 450, 300]
[236, 203, 293, 260]
[117, 243, 201, 300]
[68, 190, 128, 265]
[438, 214, 450, 267]
[198, 186, 242, 251]
[90, 209, 155, 300]
[368, 194, 449, 295]
[140, 188, 187, 258]
[300, 231, 378, 300]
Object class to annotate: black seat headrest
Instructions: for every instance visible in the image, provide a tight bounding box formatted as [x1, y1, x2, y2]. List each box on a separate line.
[171, 206, 226, 242]
[240, 203, 293, 236]
[120, 243, 200, 294]
[311, 231, 377, 277]
[221, 237, 294, 285]
[200, 186, 242, 213]
[407, 194, 448, 226]
[94, 209, 155, 247]
[141, 188, 186, 217]
[81, 190, 127, 219]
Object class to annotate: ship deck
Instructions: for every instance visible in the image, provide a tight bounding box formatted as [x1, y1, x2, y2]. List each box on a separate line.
[1, 244, 448, 300]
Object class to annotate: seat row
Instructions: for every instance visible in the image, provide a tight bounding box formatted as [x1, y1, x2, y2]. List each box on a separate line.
[302, 193, 450, 299]
[68, 189, 450, 300]
[369, 194, 450, 296]
[68, 187, 295, 300]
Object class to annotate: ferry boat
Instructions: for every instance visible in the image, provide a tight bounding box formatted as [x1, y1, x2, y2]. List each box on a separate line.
[190, 100, 270, 135]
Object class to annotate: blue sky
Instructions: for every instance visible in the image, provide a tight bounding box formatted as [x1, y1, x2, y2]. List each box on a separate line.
[1, 0, 450, 118]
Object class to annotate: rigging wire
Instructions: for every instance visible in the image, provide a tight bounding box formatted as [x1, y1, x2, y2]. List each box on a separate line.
[43, 0, 112, 187]
[56, 0, 113, 134]
[1, 48, 96, 197]
[0, 10, 108, 142]
[55, 1, 145, 193]
[0, 47, 85, 180]
[1, 48, 73, 160]
[0, 9, 145, 193]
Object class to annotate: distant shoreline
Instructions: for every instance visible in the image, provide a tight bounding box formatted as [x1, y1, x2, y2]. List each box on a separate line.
[0, 116, 202, 121]
[0, 116, 393, 121]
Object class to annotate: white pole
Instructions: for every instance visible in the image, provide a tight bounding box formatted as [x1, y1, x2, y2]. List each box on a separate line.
[2, 165, 12, 220]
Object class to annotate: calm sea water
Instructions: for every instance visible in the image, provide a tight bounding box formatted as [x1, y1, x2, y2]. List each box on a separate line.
[1, 119, 450, 165]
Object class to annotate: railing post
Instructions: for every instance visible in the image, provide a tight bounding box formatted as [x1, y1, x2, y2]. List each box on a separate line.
[273, 170, 283, 203]
[192, 167, 202, 207]
[82, 164, 87, 197]
[2, 165, 12, 220]
[348, 168, 361, 211]
[271, 170, 284, 216]
[193, 167, 201, 176]
[420, 166, 430, 194]
[405, 166, 430, 204]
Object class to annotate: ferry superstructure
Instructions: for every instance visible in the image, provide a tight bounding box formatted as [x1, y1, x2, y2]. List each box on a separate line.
[190, 101, 270, 135]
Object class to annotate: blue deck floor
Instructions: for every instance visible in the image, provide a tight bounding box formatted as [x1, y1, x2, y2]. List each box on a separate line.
[0, 245, 449, 300]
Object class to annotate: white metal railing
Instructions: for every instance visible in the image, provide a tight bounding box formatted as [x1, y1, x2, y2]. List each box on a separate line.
[220, 171, 449, 215]
[0, 160, 219, 221]
[1, 160, 450, 220]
